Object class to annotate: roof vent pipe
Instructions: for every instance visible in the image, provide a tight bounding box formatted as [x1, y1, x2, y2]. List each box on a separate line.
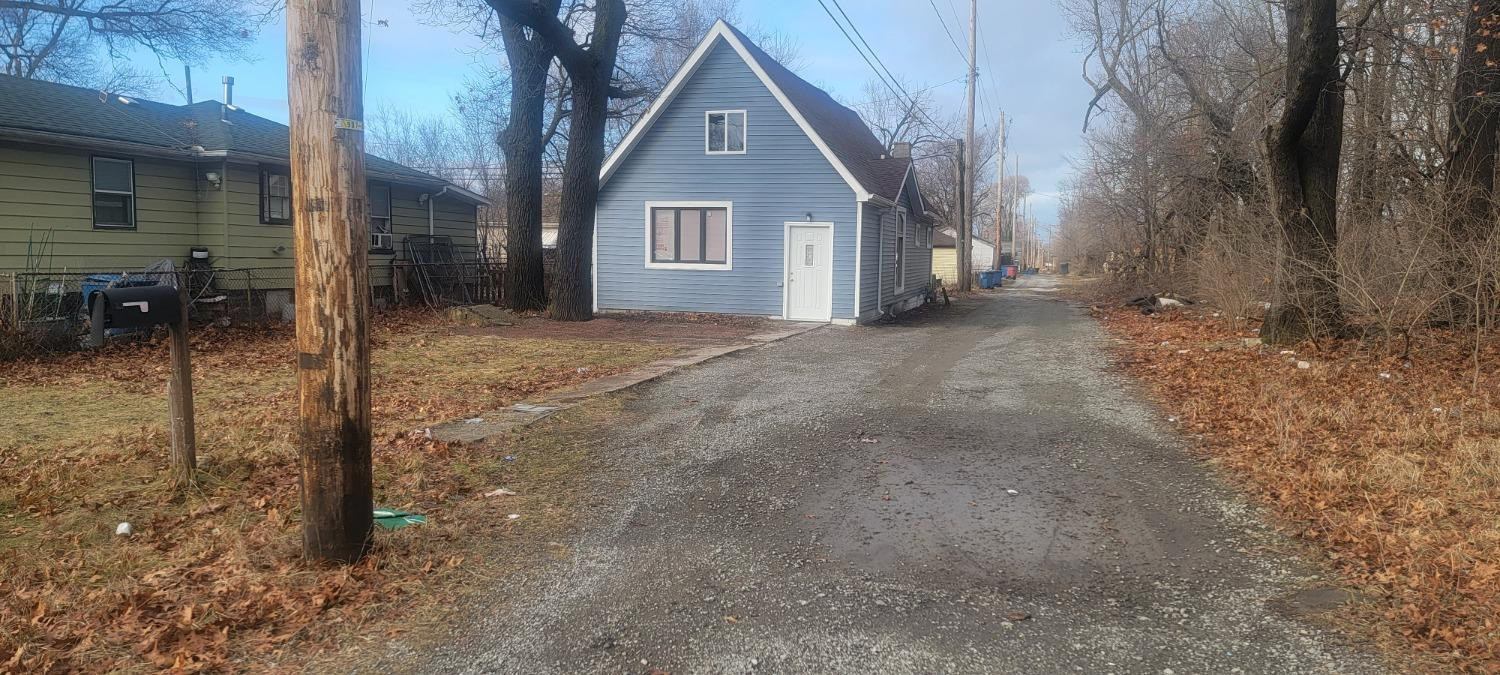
[220, 76, 235, 123]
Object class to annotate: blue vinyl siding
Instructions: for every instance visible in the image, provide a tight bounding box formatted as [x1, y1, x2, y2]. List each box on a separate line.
[596, 39, 857, 319]
[859, 202, 881, 316]
[858, 171, 931, 319]
[897, 172, 933, 294]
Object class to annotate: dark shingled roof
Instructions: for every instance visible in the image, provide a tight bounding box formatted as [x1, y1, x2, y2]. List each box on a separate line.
[0, 73, 443, 185]
[721, 23, 918, 209]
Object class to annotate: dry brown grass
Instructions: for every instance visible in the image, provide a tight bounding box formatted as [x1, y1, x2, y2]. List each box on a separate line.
[0, 311, 676, 672]
[1092, 304, 1500, 671]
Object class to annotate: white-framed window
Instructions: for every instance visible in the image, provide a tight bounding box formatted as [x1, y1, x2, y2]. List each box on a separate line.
[894, 208, 908, 291]
[644, 201, 732, 270]
[369, 182, 393, 251]
[705, 110, 746, 154]
[91, 157, 135, 230]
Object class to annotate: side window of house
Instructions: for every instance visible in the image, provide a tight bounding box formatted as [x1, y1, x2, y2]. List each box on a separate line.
[369, 183, 392, 251]
[260, 167, 291, 224]
[91, 157, 135, 230]
[706, 111, 746, 153]
[651, 206, 728, 265]
[895, 210, 907, 289]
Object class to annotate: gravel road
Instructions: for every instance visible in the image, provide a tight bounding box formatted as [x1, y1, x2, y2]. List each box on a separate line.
[366, 276, 1387, 674]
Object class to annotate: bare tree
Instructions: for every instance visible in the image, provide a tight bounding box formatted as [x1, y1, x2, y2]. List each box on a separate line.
[495, 2, 559, 311]
[484, 0, 629, 321]
[1442, 0, 1500, 322]
[0, 0, 257, 89]
[1261, 0, 1346, 343]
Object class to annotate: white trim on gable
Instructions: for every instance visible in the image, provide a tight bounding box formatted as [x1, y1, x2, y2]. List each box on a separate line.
[892, 162, 911, 207]
[599, 21, 872, 201]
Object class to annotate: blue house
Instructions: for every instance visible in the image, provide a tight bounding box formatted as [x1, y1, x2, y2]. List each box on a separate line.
[594, 21, 935, 325]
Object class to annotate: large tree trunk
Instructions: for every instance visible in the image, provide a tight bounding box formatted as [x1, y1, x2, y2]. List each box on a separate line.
[548, 80, 607, 320]
[482, 0, 626, 321]
[498, 12, 553, 312]
[1443, 0, 1500, 324]
[545, 0, 626, 321]
[1262, 0, 1345, 344]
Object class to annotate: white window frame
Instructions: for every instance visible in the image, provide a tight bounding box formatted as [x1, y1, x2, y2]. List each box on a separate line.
[894, 208, 908, 292]
[643, 200, 733, 270]
[369, 181, 393, 251]
[704, 110, 747, 155]
[91, 156, 135, 230]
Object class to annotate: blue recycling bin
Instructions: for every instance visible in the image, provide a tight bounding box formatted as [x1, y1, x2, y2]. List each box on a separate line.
[978, 270, 1002, 289]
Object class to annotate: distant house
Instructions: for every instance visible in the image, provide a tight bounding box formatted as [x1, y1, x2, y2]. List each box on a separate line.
[594, 21, 935, 324]
[0, 74, 486, 284]
[932, 227, 997, 284]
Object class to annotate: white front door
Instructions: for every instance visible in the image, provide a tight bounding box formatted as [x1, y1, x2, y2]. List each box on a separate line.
[785, 224, 833, 321]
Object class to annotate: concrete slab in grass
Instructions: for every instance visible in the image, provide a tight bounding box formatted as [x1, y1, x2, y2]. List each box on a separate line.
[427, 322, 824, 443]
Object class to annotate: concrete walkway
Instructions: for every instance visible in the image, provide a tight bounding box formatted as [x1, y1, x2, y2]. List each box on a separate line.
[369, 277, 1386, 674]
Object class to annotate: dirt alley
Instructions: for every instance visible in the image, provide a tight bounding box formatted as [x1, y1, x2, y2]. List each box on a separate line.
[361, 276, 1387, 674]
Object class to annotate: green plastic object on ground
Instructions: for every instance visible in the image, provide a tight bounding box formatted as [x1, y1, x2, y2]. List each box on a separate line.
[373, 507, 427, 530]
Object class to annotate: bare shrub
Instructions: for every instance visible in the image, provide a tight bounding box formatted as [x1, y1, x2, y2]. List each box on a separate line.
[1194, 210, 1274, 328]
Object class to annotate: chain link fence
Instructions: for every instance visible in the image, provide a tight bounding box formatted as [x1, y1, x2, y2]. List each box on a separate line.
[0, 259, 545, 360]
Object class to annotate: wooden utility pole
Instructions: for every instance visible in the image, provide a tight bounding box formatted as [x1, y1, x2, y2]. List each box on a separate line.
[167, 282, 196, 486]
[992, 114, 1005, 272]
[955, 137, 966, 285]
[1011, 153, 1020, 269]
[287, 0, 374, 564]
[958, 0, 978, 292]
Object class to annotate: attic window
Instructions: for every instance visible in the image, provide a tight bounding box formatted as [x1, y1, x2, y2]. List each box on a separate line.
[706, 110, 745, 154]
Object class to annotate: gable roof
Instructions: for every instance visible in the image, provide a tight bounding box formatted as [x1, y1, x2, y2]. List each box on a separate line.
[0, 74, 486, 203]
[933, 227, 995, 249]
[600, 20, 919, 207]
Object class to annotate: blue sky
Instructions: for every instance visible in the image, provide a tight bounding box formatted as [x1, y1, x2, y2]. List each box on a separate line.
[164, 1, 1089, 227]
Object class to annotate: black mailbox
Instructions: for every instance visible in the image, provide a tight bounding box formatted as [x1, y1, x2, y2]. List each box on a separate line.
[88, 285, 182, 346]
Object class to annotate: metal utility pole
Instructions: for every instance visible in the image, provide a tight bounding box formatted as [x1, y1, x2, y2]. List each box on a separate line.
[993, 114, 1005, 272]
[286, 0, 374, 564]
[959, 0, 978, 292]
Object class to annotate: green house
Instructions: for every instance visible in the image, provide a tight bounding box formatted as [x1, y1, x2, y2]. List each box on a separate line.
[0, 74, 486, 286]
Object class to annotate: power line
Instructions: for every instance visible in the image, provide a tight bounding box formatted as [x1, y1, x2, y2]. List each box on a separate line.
[926, 0, 969, 64]
[814, 0, 956, 139]
[827, 0, 914, 106]
[850, 75, 965, 108]
[813, 0, 910, 110]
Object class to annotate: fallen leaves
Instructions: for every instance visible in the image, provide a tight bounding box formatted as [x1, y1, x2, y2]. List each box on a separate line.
[0, 310, 677, 672]
[1095, 305, 1500, 671]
